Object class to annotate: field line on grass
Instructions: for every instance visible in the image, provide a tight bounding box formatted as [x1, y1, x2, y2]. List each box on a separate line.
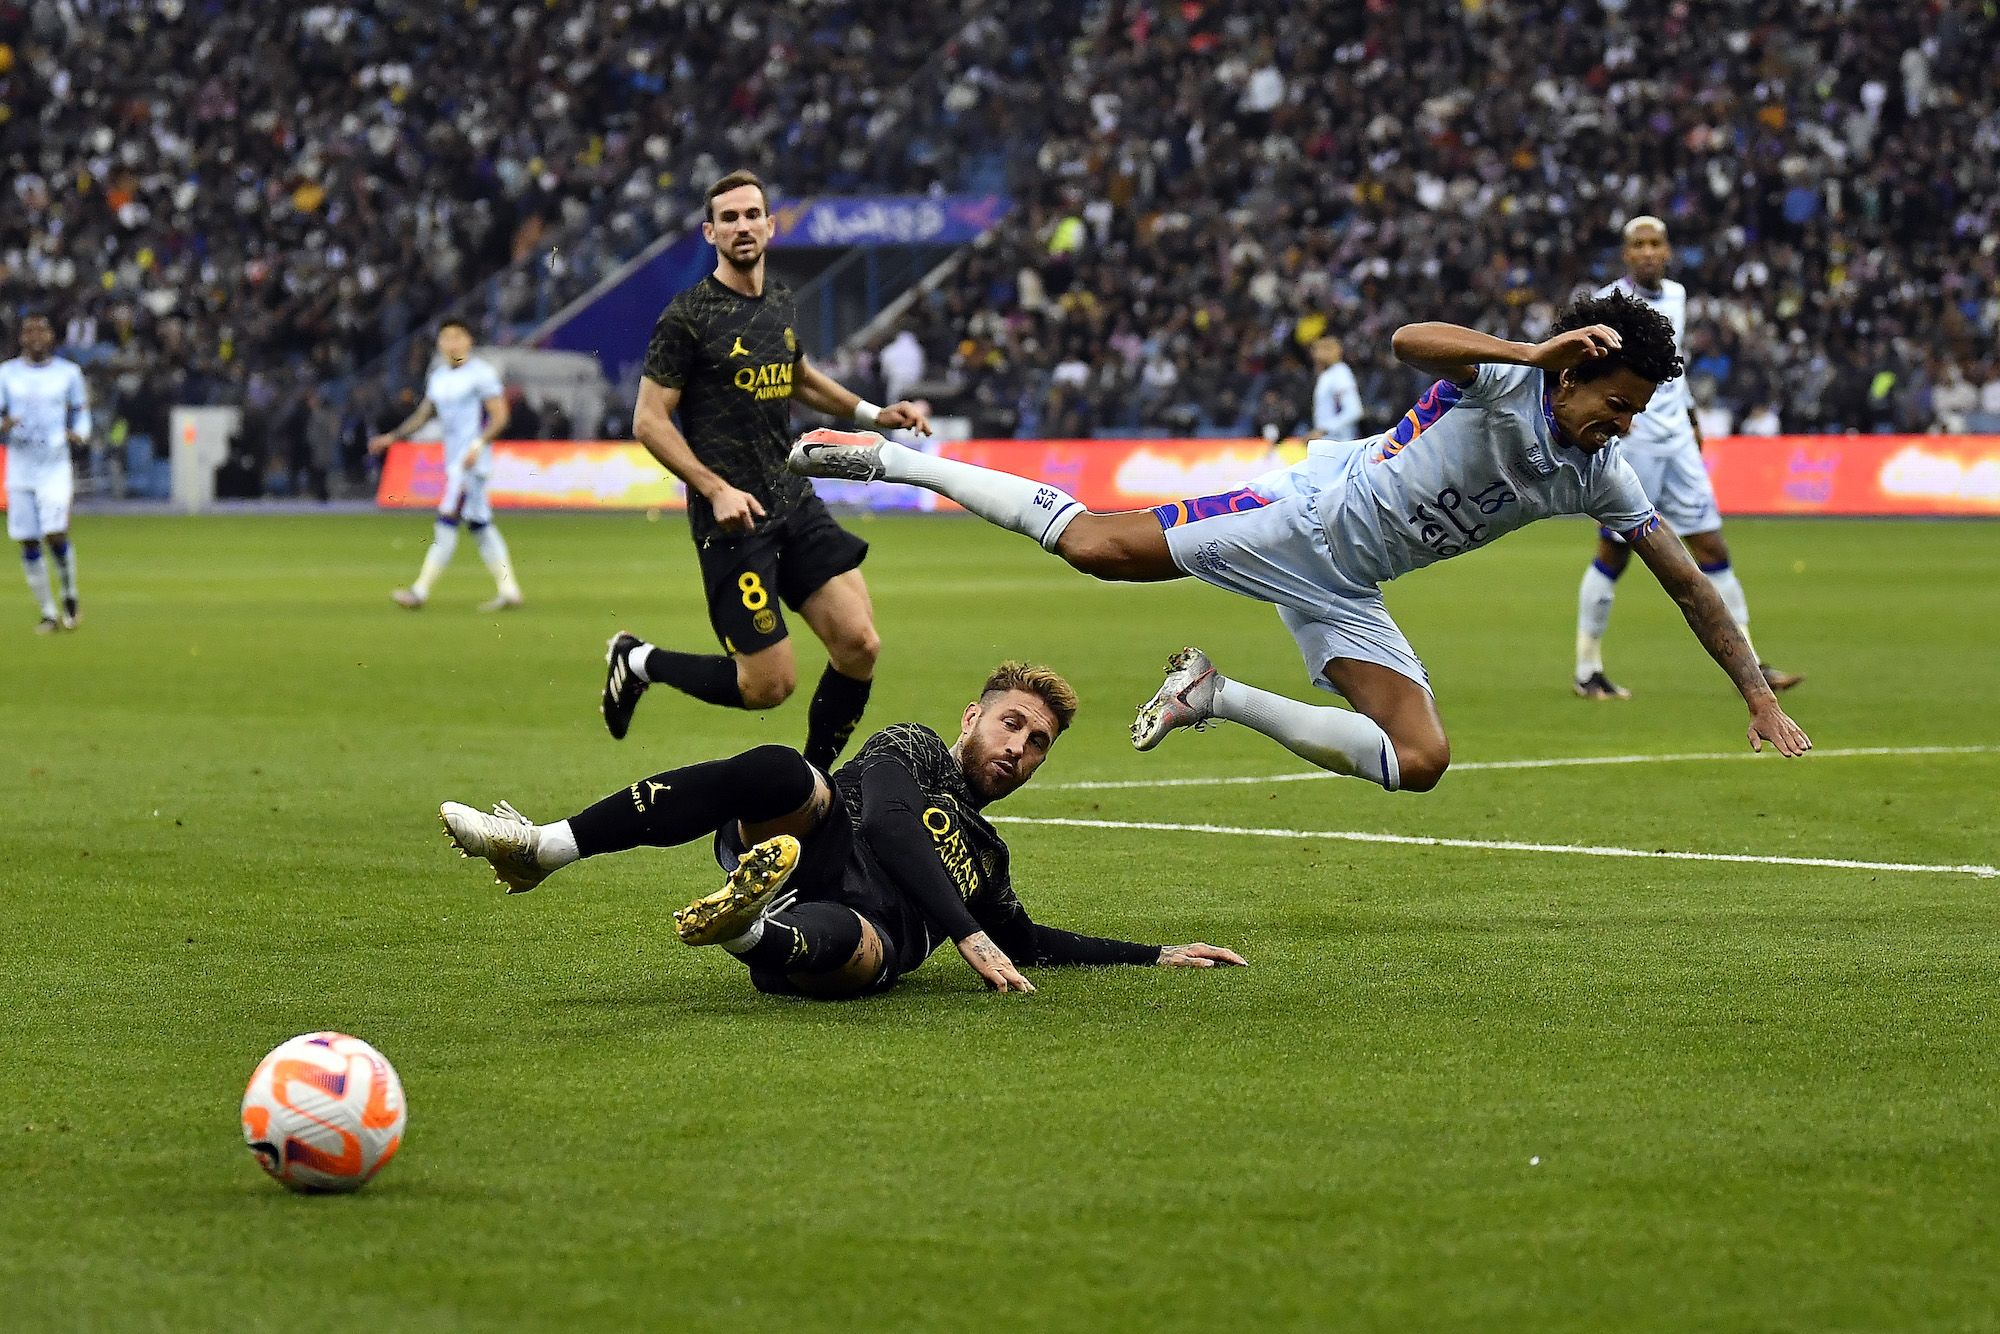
[992, 816, 2000, 879]
[1044, 744, 2000, 791]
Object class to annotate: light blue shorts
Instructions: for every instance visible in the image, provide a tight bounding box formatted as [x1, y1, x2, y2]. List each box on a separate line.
[1156, 455, 1431, 696]
[439, 469, 494, 526]
[1613, 444, 1720, 538]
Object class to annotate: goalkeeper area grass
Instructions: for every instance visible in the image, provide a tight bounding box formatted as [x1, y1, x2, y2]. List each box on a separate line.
[3, 512, 1994, 1332]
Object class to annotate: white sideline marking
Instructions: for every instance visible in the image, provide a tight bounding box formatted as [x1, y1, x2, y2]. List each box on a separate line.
[1045, 745, 2000, 792]
[991, 816, 2000, 879]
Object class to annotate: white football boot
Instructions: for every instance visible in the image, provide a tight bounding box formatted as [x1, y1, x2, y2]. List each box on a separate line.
[440, 800, 551, 893]
[788, 427, 888, 481]
[1131, 646, 1220, 751]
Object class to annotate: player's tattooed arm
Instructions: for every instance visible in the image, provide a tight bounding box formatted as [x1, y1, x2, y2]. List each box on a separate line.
[1631, 521, 1812, 757]
[956, 931, 1035, 993]
[1156, 943, 1249, 969]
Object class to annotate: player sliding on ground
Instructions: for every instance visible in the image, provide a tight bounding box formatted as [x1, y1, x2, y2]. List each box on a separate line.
[790, 292, 1812, 793]
[441, 661, 1243, 998]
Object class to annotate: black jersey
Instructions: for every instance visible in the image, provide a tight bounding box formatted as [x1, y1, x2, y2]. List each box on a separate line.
[642, 274, 814, 542]
[833, 723, 1017, 960]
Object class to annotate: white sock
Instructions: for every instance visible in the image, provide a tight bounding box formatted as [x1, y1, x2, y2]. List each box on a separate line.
[22, 552, 56, 618]
[1703, 563, 1758, 659]
[719, 920, 766, 954]
[412, 520, 459, 597]
[534, 819, 580, 870]
[1576, 561, 1619, 679]
[879, 440, 1084, 551]
[1212, 677, 1401, 790]
[474, 523, 521, 599]
[49, 540, 77, 601]
[627, 643, 656, 682]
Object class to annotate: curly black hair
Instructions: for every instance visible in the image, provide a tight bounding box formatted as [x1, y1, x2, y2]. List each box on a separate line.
[1548, 290, 1684, 385]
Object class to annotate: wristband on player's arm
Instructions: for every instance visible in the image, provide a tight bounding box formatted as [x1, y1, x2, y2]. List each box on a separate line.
[853, 399, 884, 427]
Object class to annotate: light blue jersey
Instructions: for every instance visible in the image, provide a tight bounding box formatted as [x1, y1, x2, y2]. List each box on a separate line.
[0, 356, 91, 480]
[1597, 277, 1692, 455]
[1157, 363, 1659, 693]
[1305, 363, 1657, 590]
[425, 357, 504, 473]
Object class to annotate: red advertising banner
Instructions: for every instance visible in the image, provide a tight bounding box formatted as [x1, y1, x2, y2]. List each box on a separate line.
[1703, 434, 2000, 516]
[372, 435, 2000, 518]
[375, 441, 689, 510]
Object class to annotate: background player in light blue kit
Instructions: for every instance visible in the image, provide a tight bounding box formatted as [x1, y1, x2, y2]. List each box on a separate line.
[790, 292, 1811, 795]
[368, 320, 521, 612]
[0, 314, 91, 633]
[1574, 216, 1803, 699]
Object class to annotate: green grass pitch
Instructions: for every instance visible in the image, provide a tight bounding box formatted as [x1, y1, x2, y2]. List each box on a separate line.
[2, 511, 1995, 1332]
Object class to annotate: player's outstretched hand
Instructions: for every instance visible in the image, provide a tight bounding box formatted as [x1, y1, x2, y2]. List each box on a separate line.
[367, 433, 396, 455]
[1748, 702, 1812, 757]
[1157, 943, 1248, 968]
[1529, 325, 1623, 372]
[875, 401, 933, 436]
[957, 931, 1035, 993]
[707, 484, 767, 534]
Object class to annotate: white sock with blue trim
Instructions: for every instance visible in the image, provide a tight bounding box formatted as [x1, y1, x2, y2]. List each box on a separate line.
[1702, 562, 1758, 658]
[474, 523, 521, 600]
[1212, 677, 1401, 791]
[22, 548, 56, 619]
[877, 441, 1084, 551]
[1575, 559, 1621, 679]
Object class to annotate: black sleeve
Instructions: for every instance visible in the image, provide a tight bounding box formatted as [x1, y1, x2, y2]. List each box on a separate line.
[856, 760, 983, 943]
[973, 892, 1162, 968]
[641, 307, 697, 389]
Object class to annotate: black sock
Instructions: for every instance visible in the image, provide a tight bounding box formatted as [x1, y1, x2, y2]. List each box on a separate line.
[739, 902, 865, 976]
[567, 745, 815, 858]
[643, 647, 745, 708]
[803, 665, 872, 771]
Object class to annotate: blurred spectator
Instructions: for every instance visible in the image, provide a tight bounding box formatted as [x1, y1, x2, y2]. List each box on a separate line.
[1310, 336, 1362, 439]
[1740, 404, 1783, 437]
[880, 330, 926, 405]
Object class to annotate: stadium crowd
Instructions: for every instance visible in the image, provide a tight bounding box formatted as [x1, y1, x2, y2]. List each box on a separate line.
[876, 0, 2000, 439]
[2, 0, 1998, 498]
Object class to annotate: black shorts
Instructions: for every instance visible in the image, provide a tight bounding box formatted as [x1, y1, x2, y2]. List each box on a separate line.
[712, 800, 924, 978]
[695, 496, 869, 655]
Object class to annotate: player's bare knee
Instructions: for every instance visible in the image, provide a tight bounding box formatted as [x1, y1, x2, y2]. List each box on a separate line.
[1396, 743, 1452, 793]
[737, 668, 796, 710]
[829, 625, 881, 676]
[1055, 521, 1133, 580]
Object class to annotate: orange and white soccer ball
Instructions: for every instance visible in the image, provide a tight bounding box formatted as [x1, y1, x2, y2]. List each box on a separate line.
[240, 1032, 406, 1193]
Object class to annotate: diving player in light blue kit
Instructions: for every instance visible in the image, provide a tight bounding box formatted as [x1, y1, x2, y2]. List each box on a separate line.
[1573, 216, 1802, 699]
[788, 291, 1812, 794]
[0, 314, 91, 633]
[368, 319, 521, 612]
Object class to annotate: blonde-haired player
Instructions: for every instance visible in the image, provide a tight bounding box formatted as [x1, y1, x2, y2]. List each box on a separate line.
[1573, 217, 1802, 698]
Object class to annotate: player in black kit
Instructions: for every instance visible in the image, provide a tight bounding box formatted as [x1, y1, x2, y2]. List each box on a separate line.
[602, 170, 932, 771]
[444, 661, 1246, 998]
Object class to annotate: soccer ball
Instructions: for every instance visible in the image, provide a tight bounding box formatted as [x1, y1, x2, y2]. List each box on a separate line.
[240, 1032, 407, 1193]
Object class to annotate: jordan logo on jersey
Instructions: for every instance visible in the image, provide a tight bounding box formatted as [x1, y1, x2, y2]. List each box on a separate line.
[728, 337, 751, 358]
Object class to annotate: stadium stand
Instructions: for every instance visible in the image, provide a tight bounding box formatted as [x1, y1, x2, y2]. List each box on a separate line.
[2, 0, 1997, 496]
